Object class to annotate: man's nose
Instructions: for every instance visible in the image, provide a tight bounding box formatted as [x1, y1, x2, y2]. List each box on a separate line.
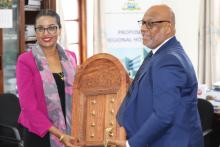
[141, 26, 150, 34]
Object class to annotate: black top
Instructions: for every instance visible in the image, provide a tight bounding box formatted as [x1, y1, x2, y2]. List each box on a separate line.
[53, 72, 66, 117]
[23, 72, 65, 147]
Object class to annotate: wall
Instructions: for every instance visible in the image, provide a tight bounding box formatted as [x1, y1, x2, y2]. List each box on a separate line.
[87, 0, 200, 72]
[162, 0, 200, 71]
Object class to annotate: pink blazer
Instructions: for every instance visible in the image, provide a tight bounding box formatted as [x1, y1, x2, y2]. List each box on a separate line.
[16, 50, 77, 137]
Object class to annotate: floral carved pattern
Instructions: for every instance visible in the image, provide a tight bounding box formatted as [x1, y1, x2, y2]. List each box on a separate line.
[79, 59, 121, 95]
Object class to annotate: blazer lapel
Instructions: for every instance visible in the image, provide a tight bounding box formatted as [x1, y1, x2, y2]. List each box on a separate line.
[137, 36, 178, 83]
[118, 36, 179, 121]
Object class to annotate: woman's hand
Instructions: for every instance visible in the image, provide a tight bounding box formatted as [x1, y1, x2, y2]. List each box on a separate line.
[60, 135, 85, 147]
[49, 126, 81, 147]
[60, 134, 76, 147]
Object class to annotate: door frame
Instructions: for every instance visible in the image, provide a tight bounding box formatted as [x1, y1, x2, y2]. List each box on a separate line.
[0, 29, 3, 93]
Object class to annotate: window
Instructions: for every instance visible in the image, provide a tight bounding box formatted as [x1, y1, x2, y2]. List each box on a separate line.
[57, 0, 87, 64]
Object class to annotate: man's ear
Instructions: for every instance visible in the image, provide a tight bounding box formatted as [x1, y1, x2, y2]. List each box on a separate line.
[165, 23, 172, 34]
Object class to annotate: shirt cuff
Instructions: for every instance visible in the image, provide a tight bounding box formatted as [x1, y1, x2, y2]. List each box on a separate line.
[126, 140, 130, 147]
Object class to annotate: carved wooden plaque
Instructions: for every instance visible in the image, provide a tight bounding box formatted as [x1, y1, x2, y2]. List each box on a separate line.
[72, 53, 130, 146]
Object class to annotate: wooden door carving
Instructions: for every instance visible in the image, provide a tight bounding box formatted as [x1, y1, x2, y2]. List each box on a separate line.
[72, 53, 130, 146]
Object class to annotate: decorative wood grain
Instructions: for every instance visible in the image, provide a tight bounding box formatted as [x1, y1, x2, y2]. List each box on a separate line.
[72, 53, 130, 146]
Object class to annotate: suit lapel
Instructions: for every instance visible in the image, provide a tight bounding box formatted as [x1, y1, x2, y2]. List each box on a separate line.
[136, 57, 153, 83]
[137, 37, 178, 83]
[117, 36, 179, 122]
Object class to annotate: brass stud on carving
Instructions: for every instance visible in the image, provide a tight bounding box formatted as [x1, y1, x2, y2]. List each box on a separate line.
[91, 122, 96, 127]
[91, 110, 96, 116]
[91, 100, 96, 104]
[90, 133, 95, 138]
[111, 99, 115, 103]
[110, 121, 114, 126]
[110, 109, 114, 114]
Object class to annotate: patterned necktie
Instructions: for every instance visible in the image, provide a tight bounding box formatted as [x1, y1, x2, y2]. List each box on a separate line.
[127, 51, 153, 96]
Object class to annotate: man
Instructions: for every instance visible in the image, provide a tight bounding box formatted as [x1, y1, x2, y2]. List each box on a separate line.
[109, 4, 204, 147]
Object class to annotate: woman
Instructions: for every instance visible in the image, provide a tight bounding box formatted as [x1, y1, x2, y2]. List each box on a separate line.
[16, 9, 77, 147]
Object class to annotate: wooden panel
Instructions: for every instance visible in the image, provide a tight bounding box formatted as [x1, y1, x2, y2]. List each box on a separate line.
[78, 0, 87, 63]
[0, 29, 3, 94]
[49, 0, 56, 10]
[72, 53, 130, 146]
[86, 95, 105, 142]
[104, 94, 118, 140]
[25, 11, 38, 24]
[42, 0, 56, 10]
[18, 0, 25, 54]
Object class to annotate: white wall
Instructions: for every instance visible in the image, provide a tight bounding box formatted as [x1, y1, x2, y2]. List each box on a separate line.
[162, 0, 200, 71]
[86, 0, 94, 58]
[87, 0, 200, 70]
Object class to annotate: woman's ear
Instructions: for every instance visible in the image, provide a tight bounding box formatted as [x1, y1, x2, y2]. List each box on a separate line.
[57, 28, 62, 43]
[58, 28, 62, 36]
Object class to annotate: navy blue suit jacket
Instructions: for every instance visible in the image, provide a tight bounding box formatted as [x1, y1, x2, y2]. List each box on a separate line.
[117, 37, 204, 147]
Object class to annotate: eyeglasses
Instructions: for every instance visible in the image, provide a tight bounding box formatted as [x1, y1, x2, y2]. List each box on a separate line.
[137, 20, 170, 29]
[35, 25, 58, 34]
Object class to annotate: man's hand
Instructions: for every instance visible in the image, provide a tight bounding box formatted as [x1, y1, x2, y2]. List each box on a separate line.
[108, 139, 126, 147]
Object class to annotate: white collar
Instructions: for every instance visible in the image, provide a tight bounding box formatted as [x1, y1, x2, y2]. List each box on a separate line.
[151, 36, 174, 54]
